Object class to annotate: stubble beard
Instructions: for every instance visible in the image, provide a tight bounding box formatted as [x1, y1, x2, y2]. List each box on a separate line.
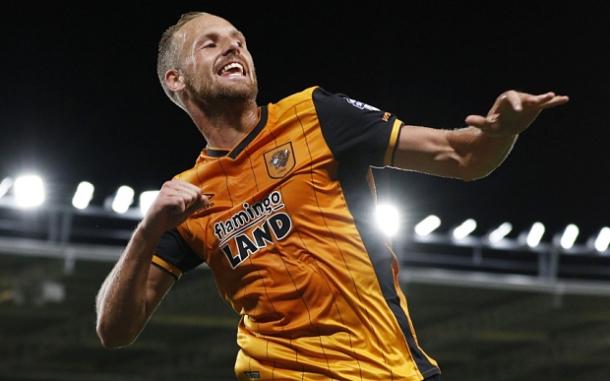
[188, 71, 258, 107]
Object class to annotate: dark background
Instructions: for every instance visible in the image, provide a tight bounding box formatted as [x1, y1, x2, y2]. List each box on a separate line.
[1, 1, 608, 240]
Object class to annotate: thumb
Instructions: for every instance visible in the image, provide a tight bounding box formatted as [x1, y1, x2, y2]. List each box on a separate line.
[185, 193, 209, 215]
[465, 113, 499, 131]
[465, 114, 488, 128]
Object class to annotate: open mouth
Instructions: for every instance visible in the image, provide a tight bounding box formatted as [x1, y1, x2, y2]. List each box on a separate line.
[218, 62, 246, 78]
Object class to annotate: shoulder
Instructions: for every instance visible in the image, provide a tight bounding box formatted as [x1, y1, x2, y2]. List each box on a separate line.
[263, 86, 321, 122]
[274, 86, 319, 105]
[268, 86, 364, 118]
[172, 163, 202, 187]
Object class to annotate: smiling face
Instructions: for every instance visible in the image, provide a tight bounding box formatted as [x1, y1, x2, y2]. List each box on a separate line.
[174, 14, 258, 105]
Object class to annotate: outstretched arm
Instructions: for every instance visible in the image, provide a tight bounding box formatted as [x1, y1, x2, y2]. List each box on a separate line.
[392, 90, 569, 180]
[95, 179, 208, 348]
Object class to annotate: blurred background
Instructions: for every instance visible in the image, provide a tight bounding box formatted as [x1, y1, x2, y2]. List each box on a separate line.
[1, 1, 609, 380]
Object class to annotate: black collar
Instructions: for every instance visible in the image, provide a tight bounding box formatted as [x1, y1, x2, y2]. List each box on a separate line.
[205, 106, 268, 159]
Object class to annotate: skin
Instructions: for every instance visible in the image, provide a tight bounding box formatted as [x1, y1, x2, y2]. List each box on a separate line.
[395, 90, 569, 180]
[164, 14, 260, 150]
[95, 13, 569, 348]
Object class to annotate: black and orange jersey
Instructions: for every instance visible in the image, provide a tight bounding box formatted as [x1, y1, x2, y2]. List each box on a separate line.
[152, 86, 440, 381]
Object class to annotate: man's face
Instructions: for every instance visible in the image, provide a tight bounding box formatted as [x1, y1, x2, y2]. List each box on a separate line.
[176, 14, 258, 104]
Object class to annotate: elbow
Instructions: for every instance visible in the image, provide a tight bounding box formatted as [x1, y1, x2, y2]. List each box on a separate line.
[458, 156, 496, 182]
[96, 319, 137, 349]
[461, 169, 492, 182]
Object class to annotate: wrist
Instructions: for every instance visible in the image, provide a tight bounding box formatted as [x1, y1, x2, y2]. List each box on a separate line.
[135, 221, 165, 243]
[480, 130, 519, 140]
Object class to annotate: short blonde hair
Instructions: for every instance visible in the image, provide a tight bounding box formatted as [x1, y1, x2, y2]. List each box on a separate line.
[156, 12, 208, 106]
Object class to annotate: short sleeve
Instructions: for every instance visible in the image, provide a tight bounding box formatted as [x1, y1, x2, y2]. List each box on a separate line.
[312, 87, 403, 166]
[152, 228, 204, 279]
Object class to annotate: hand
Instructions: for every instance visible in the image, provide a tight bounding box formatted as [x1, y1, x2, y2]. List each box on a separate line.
[465, 90, 569, 137]
[139, 179, 209, 239]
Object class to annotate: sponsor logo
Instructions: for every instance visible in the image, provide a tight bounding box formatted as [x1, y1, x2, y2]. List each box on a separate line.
[214, 191, 293, 268]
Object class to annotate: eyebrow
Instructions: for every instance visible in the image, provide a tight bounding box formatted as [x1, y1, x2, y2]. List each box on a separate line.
[233, 30, 246, 41]
[197, 29, 246, 43]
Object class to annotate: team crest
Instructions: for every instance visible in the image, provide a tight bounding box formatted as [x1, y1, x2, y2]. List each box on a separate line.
[264, 142, 295, 179]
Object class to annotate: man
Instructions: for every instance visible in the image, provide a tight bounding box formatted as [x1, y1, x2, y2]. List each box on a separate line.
[95, 11, 568, 381]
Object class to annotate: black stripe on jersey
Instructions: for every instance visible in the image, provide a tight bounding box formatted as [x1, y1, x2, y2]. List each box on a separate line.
[337, 163, 441, 378]
[206, 149, 230, 158]
[154, 228, 204, 273]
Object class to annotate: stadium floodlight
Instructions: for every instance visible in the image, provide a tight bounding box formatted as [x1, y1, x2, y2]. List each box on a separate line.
[526, 222, 545, 248]
[414, 215, 441, 236]
[72, 181, 95, 210]
[111, 185, 135, 214]
[489, 222, 512, 243]
[375, 203, 400, 237]
[139, 190, 160, 216]
[14, 174, 45, 208]
[452, 218, 477, 240]
[559, 224, 579, 250]
[0, 177, 12, 199]
[594, 227, 610, 253]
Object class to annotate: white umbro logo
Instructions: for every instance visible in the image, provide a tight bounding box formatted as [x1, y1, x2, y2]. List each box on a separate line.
[344, 97, 380, 111]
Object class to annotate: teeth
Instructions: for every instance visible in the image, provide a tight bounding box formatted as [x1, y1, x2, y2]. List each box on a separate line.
[221, 62, 244, 75]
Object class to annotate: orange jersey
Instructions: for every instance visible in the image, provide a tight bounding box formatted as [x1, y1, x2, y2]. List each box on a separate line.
[152, 86, 440, 380]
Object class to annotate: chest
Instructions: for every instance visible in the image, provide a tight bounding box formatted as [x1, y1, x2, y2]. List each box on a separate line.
[186, 120, 335, 268]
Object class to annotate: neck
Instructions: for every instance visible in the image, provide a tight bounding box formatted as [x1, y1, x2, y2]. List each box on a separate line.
[187, 98, 260, 150]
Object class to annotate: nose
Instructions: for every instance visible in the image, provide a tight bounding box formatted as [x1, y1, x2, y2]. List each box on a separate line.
[222, 39, 241, 56]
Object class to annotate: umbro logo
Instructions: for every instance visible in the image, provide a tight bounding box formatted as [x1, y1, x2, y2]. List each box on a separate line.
[344, 97, 380, 111]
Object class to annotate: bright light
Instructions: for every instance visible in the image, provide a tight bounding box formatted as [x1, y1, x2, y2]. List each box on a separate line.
[452, 218, 477, 240]
[14, 174, 45, 208]
[139, 190, 159, 216]
[559, 224, 579, 250]
[489, 222, 512, 243]
[526, 222, 545, 248]
[375, 203, 400, 237]
[111, 185, 134, 214]
[415, 215, 441, 236]
[72, 181, 95, 210]
[594, 227, 610, 253]
[0, 177, 12, 199]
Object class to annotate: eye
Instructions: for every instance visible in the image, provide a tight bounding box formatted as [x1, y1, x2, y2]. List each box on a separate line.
[202, 42, 216, 49]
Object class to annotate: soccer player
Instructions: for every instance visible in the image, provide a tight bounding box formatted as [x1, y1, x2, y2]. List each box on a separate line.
[95, 12, 568, 381]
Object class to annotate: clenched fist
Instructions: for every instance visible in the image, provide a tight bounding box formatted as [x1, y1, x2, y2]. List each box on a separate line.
[139, 179, 209, 239]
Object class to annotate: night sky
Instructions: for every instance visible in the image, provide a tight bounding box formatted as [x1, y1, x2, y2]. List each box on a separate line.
[1, 2, 609, 242]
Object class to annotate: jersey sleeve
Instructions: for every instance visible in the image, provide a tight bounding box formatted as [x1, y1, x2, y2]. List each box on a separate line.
[312, 87, 403, 167]
[152, 228, 204, 279]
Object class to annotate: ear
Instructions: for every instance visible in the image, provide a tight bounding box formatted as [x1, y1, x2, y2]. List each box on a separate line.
[164, 69, 186, 93]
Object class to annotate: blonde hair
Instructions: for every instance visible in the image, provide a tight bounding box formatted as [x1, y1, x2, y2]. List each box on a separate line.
[156, 12, 208, 106]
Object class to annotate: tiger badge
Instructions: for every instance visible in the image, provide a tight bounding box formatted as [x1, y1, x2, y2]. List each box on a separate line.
[264, 142, 295, 179]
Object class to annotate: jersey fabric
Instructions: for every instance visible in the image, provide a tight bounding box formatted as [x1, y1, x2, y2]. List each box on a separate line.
[152, 86, 440, 380]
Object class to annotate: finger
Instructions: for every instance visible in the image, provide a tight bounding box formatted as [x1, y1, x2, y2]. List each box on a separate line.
[465, 114, 488, 128]
[169, 179, 202, 194]
[166, 180, 203, 203]
[523, 92, 555, 106]
[466, 113, 498, 129]
[185, 193, 209, 215]
[540, 95, 570, 109]
[505, 91, 522, 111]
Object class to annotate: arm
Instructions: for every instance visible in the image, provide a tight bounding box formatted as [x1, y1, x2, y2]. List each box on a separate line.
[392, 90, 569, 180]
[95, 179, 208, 348]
